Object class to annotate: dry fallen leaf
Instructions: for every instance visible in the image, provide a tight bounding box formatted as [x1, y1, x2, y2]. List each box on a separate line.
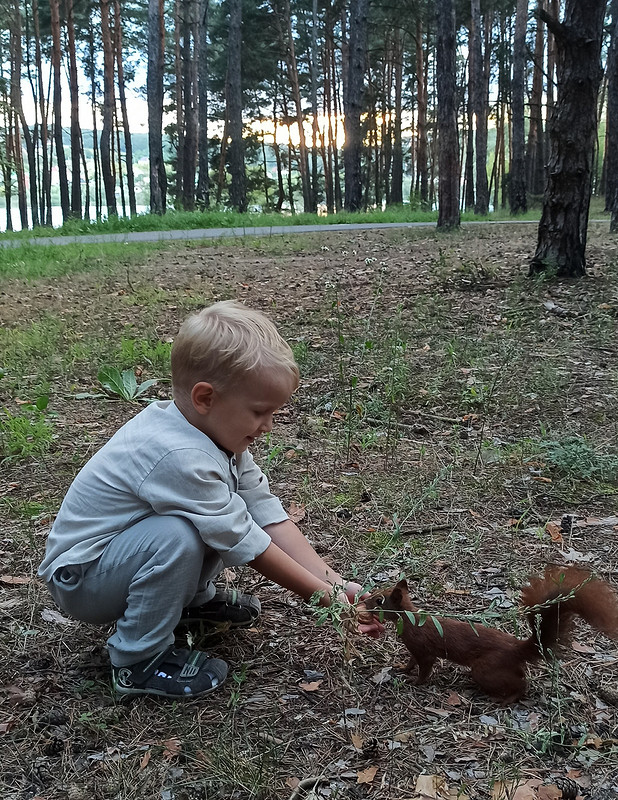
[356, 765, 378, 784]
[161, 737, 182, 759]
[298, 681, 322, 692]
[0, 575, 31, 586]
[545, 521, 563, 542]
[350, 732, 364, 750]
[139, 750, 152, 770]
[414, 773, 460, 799]
[287, 501, 306, 523]
[537, 786, 562, 800]
[571, 640, 596, 654]
[492, 778, 541, 800]
[41, 607, 75, 625]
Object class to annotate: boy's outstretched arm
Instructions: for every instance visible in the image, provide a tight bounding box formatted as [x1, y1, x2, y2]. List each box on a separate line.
[257, 519, 384, 638]
[249, 539, 333, 604]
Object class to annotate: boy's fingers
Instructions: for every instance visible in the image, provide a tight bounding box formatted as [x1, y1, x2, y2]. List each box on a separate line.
[358, 621, 384, 638]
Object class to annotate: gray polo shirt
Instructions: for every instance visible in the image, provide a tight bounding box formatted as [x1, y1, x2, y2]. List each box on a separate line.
[38, 400, 286, 581]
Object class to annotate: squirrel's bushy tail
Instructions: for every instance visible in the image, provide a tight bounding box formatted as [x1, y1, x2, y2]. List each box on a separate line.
[519, 565, 618, 661]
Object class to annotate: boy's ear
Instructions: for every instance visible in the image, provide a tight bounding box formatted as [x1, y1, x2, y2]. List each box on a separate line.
[191, 382, 216, 414]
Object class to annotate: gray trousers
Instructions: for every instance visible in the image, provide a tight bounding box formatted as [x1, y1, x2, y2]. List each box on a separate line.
[47, 515, 223, 667]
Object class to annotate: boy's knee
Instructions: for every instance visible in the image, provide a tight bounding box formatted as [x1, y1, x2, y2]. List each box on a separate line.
[157, 516, 206, 563]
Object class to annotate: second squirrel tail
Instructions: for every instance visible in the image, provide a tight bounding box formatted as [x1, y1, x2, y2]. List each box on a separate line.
[519, 565, 618, 661]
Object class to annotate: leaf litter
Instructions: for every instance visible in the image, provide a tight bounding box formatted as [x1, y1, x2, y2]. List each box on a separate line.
[0, 224, 617, 799]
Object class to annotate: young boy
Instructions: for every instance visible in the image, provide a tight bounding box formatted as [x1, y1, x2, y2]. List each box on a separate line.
[39, 301, 382, 699]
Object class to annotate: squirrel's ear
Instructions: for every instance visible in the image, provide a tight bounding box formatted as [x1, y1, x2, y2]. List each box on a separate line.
[391, 585, 403, 605]
[396, 579, 409, 592]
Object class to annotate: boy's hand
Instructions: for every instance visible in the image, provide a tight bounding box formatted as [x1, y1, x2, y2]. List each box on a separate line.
[354, 601, 385, 638]
[337, 581, 384, 639]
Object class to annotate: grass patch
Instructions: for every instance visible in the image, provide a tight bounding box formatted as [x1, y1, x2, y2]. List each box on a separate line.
[0, 241, 159, 280]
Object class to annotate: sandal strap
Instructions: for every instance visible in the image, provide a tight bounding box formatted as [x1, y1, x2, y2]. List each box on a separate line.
[126, 646, 177, 685]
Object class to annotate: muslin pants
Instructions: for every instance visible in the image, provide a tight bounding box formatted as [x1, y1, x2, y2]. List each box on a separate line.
[47, 515, 223, 667]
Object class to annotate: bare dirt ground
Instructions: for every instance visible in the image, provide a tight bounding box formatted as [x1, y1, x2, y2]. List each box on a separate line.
[1, 223, 618, 800]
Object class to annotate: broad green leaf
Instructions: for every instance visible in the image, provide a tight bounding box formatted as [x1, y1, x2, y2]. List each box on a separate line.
[133, 378, 160, 397]
[121, 369, 138, 398]
[431, 616, 444, 637]
[98, 366, 128, 398]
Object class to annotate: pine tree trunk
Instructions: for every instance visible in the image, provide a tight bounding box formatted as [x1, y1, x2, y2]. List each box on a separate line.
[227, 0, 247, 212]
[10, 0, 38, 228]
[33, 0, 51, 225]
[309, 0, 320, 212]
[530, 0, 606, 276]
[436, 0, 460, 229]
[416, 15, 429, 209]
[196, 0, 210, 209]
[114, 0, 137, 216]
[88, 28, 102, 220]
[148, 0, 167, 213]
[526, 13, 545, 196]
[174, 0, 185, 204]
[470, 0, 489, 215]
[66, 0, 82, 218]
[607, 0, 618, 231]
[464, 87, 475, 211]
[50, 0, 70, 221]
[322, 34, 335, 213]
[343, 0, 369, 212]
[181, 0, 198, 210]
[390, 27, 404, 205]
[100, 0, 118, 217]
[510, 0, 527, 214]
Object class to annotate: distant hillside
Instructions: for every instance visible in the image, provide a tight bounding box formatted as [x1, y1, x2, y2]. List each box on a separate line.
[61, 130, 150, 162]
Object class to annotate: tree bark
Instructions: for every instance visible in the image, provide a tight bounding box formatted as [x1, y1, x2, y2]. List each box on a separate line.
[50, 0, 70, 221]
[196, 0, 210, 209]
[114, 0, 137, 216]
[509, 0, 527, 214]
[100, 0, 118, 217]
[10, 0, 38, 228]
[470, 0, 489, 215]
[606, 0, 618, 231]
[33, 0, 51, 225]
[147, 0, 167, 213]
[530, 0, 606, 276]
[436, 0, 460, 229]
[390, 28, 404, 205]
[526, 12, 545, 196]
[227, 0, 247, 212]
[416, 14, 429, 209]
[66, 0, 82, 218]
[343, 0, 369, 212]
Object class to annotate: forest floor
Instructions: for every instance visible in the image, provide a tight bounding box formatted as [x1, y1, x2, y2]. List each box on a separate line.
[1, 223, 618, 800]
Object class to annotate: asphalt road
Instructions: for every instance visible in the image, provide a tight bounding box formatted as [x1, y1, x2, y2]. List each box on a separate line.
[0, 218, 545, 249]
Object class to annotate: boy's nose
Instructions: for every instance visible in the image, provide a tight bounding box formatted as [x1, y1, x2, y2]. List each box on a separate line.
[260, 415, 273, 433]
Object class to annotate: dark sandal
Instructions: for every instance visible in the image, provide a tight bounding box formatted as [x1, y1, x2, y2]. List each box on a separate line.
[112, 646, 228, 698]
[180, 589, 261, 628]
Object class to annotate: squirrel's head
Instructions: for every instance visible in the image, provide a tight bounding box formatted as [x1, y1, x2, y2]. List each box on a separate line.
[363, 579, 410, 612]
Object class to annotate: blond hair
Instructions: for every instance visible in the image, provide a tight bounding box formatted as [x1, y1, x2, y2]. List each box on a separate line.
[171, 300, 299, 398]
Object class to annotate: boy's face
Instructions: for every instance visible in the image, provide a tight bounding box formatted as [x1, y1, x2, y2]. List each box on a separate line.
[194, 370, 295, 454]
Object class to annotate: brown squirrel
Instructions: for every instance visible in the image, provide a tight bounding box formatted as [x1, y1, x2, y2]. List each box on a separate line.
[362, 566, 618, 703]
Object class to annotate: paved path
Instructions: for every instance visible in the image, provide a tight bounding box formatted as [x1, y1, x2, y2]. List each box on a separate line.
[0, 219, 548, 249]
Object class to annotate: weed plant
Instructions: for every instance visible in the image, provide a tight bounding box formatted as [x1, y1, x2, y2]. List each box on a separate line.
[0, 396, 53, 461]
